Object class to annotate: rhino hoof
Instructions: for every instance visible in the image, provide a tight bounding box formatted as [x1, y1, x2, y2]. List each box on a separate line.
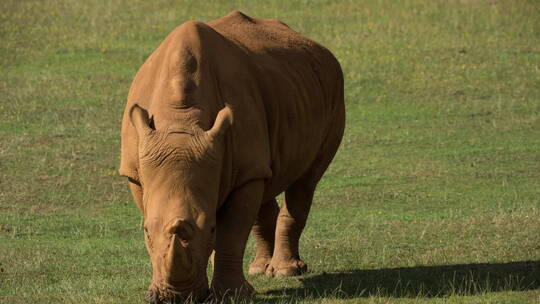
[248, 257, 271, 275]
[266, 259, 307, 278]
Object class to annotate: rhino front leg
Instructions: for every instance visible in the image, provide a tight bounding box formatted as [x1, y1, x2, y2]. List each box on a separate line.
[248, 198, 279, 275]
[266, 182, 315, 278]
[211, 180, 264, 299]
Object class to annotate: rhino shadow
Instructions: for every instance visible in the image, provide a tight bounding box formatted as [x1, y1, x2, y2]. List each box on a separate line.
[261, 261, 540, 301]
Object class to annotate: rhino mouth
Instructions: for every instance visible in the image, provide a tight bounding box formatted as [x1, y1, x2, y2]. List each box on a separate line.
[146, 279, 210, 304]
[147, 229, 211, 303]
[148, 264, 210, 304]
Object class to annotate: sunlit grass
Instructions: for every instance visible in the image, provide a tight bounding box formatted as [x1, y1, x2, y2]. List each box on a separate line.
[1, 0, 539, 303]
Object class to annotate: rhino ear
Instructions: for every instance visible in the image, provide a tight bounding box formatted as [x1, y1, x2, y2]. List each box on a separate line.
[206, 105, 233, 139]
[129, 104, 153, 138]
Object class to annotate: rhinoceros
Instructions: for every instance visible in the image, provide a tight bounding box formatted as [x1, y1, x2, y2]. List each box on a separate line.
[119, 10, 344, 303]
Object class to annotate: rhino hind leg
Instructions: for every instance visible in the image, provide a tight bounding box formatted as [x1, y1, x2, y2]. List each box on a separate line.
[248, 199, 279, 275]
[265, 182, 315, 278]
[266, 111, 344, 278]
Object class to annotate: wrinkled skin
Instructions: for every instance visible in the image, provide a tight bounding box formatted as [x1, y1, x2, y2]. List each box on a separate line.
[131, 105, 232, 302]
[120, 11, 345, 303]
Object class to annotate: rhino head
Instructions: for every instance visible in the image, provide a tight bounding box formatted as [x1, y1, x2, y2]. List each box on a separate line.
[129, 104, 233, 303]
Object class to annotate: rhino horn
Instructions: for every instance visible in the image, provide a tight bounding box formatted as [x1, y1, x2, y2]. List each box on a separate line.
[164, 221, 195, 283]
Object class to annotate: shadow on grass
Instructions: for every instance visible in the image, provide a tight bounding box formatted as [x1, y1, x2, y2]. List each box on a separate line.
[262, 261, 540, 301]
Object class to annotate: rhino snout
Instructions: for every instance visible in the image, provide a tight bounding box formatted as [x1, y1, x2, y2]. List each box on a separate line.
[146, 284, 210, 304]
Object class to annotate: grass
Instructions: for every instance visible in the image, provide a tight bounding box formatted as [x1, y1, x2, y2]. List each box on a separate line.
[1, 0, 539, 303]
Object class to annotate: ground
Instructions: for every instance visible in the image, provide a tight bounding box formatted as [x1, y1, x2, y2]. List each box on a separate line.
[0, 0, 539, 303]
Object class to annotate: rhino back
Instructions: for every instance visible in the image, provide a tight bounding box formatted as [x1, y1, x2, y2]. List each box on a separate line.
[208, 11, 345, 199]
[121, 12, 344, 201]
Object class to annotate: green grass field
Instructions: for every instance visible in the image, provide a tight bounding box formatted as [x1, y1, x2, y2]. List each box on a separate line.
[1, 0, 539, 303]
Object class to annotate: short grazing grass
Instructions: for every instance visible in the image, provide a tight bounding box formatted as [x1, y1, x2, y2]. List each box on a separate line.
[1, 0, 539, 303]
